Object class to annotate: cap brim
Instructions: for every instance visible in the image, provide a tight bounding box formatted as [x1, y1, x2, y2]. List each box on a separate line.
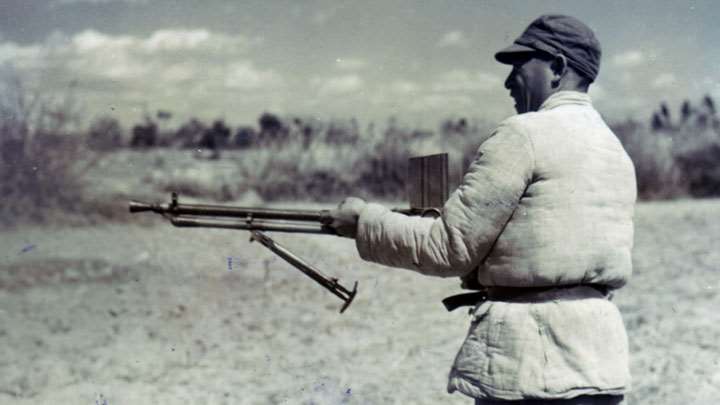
[494, 43, 537, 64]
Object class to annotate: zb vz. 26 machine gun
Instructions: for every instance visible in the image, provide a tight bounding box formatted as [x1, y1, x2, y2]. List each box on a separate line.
[129, 153, 449, 313]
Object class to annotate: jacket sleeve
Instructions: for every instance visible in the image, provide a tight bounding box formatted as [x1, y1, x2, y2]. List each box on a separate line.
[355, 118, 535, 277]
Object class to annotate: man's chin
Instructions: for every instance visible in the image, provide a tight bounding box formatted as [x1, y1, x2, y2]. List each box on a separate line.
[511, 98, 525, 114]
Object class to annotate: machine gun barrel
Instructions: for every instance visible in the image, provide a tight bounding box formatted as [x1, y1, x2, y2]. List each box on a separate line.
[129, 194, 334, 225]
[169, 216, 337, 235]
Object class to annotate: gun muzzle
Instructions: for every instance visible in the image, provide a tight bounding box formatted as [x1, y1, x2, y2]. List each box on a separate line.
[129, 201, 157, 213]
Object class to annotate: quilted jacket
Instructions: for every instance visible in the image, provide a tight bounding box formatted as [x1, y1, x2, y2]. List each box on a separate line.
[354, 91, 637, 400]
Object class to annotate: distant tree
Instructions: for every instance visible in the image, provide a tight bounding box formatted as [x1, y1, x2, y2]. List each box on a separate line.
[130, 116, 157, 148]
[258, 112, 288, 144]
[152, 109, 174, 146]
[697, 112, 709, 129]
[659, 102, 670, 121]
[87, 116, 124, 150]
[198, 119, 232, 158]
[648, 101, 673, 132]
[174, 118, 206, 148]
[698, 94, 718, 131]
[156, 110, 172, 120]
[233, 126, 257, 148]
[705, 95, 720, 132]
[702, 95, 715, 114]
[651, 112, 664, 132]
[211, 119, 232, 147]
[290, 118, 312, 149]
[441, 117, 470, 136]
[681, 100, 693, 124]
[325, 120, 360, 145]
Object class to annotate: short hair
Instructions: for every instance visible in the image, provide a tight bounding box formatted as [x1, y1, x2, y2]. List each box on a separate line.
[535, 51, 594, 88]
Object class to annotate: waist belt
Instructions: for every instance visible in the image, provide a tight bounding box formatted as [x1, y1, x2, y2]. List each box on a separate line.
[442, 284, 609, 312]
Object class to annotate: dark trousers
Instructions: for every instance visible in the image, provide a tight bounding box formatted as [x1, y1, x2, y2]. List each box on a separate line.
[475, 394, 624, 405]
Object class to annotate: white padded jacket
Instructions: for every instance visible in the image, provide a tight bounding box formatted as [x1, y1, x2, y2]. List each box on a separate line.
[354, 91, 636, 400]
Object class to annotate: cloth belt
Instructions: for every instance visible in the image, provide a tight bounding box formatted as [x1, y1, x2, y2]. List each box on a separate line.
[442, 284, 609, 312]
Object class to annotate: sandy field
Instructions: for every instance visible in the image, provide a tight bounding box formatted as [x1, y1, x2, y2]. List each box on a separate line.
[1, 197, 719, 404]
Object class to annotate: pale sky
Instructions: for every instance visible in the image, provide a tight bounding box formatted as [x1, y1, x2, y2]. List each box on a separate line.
[1, 0, 718, 128]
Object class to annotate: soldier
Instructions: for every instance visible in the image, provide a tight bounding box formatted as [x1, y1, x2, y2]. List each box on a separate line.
[330, 15, 636, 405]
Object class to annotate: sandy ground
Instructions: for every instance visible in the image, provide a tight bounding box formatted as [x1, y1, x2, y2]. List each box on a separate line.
[1, 199, 719, 404]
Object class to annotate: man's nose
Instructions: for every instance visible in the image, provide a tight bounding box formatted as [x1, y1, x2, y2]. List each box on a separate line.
[504, 72, 514, 90]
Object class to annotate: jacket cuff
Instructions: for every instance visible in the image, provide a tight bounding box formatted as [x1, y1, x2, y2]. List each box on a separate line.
[355, 202, 391, 262]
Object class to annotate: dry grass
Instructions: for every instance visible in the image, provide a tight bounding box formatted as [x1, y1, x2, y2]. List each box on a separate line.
[613, 121, 720, 199]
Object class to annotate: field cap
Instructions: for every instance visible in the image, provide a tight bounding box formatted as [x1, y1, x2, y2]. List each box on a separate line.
[495, 14, 601, 82]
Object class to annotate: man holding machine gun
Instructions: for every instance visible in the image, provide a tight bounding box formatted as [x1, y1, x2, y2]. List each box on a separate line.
[330, 15, 636, 405]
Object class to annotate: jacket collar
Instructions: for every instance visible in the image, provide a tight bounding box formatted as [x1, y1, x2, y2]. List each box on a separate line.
[539, 90, 592, 111]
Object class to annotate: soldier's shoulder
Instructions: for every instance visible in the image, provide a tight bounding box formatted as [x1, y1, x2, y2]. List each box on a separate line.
[492, 113, 544, 139]
[497, 108, 578, 137]
[496, 111, 546, 130]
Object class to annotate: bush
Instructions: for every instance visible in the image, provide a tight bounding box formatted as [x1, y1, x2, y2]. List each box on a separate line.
[223, 117, 491, 202]
[86, 116, 124, 151]
[1, 133, 86, 225]
[674, 131, 720, 197]
[0, 73, 89, 226]
[613, 120, 688, 199]
[614, 112, 720, 199]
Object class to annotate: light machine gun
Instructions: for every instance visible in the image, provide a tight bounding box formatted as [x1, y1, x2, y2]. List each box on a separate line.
[128, 153, 449, 313]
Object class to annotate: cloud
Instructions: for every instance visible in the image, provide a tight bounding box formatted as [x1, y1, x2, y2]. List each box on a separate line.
[311, 7, 341, 26]
[143, 29, 213, 52]
[334, 58, 368, 71]
[432, 70, 499, 92]
[438, 30, 468, 48]
[0, 28, 282, 123]
[162, 62, 197, 83]
[0, 42, 43, 69]
[65, 28, 253, 56]
[52, 0, 146, 5]
[652, 73, 677, 89]
[612, 50, 645, 68]
[313, 74, 364, 96]
[612, 49, 661, 69]
[389, 80, 420, 94]
[0, 28, 263, 83]
[224, 62, 284, 90]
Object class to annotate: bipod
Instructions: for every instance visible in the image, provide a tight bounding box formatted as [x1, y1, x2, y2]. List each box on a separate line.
[249, 230, 358, 313]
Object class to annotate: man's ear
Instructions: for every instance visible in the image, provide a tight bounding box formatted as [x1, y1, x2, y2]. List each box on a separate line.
[550, 54, 568, 87]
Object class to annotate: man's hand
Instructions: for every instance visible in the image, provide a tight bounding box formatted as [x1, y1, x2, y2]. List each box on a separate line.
[330, 197, 366, 239]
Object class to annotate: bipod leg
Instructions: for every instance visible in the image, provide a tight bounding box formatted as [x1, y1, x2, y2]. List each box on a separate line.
[249, 231, 358, 313]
